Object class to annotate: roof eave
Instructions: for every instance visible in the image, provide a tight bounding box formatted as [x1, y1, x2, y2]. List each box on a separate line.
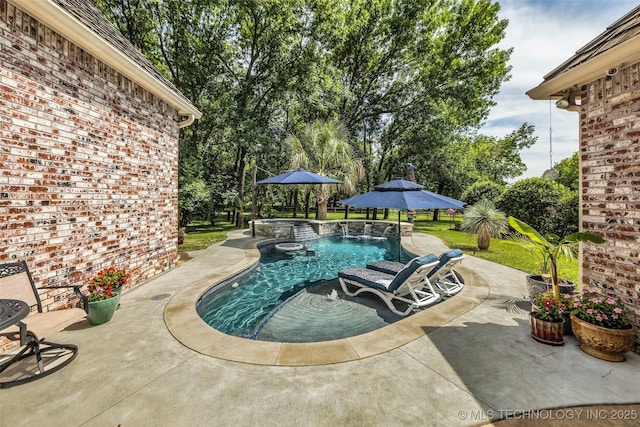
[526, 37, 640, 100]
[13, 0, 202, 120]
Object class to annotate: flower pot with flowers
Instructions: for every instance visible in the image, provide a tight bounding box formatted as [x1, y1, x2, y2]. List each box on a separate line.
[571, 291, 636, 362]
[529, 291, 567, 345]
[84, 267, 129, 325]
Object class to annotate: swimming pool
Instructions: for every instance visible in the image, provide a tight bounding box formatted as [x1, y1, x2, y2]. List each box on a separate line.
[196, 235, 412, 342]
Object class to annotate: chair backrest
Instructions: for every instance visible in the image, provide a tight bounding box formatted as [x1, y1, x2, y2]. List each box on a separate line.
[427, 249, 464, 279]
[0, 261, 42, 312]
[388, 254, 439, 293]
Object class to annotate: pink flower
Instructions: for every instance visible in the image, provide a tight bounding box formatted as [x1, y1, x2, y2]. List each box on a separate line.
[596, 314, 603, 322]
[612, 314, 619, 319]
[82, 290, 90, 296]
[587, 308, 594, 314]
[614, 307, 622, 314]
[606, 298, 616, 305]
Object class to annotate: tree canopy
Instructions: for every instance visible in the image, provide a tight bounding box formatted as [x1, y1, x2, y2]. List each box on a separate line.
[93, 0, 538, 224]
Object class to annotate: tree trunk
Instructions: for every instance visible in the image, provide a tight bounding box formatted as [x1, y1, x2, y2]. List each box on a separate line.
[235, 147, 247, 228]
[316, 195, 329, 220]
[304, 190, 310, 219]
[293, 190, 298, 218]
[477, 227, 491, 250]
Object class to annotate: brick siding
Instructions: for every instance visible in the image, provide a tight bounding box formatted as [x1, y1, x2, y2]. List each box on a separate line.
[580, 62, 640, 352]
[0, 0, 180, 325]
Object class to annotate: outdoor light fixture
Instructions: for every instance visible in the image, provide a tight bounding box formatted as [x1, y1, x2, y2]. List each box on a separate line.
[555, 98, 570, 109]
[555, 91, 580, 112]
[555, 92, 571, 109]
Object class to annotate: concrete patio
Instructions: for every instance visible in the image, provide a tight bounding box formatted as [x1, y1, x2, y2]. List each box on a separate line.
[1, 230, 639, 426]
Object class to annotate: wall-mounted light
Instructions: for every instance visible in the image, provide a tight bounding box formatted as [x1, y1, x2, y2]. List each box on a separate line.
[555, 91, 580, 112]
[555, 94, 570, 109]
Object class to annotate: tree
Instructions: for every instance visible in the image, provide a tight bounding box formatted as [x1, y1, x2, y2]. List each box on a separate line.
[555, 152, 579, 191]
[178, 179, 211, 227]
[95, 0, 522, 225]
[288, 120, 364, 220]
[469, 124, 538, 184]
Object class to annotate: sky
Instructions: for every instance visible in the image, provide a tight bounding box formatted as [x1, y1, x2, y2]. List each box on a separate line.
[480, 0, 638, 180]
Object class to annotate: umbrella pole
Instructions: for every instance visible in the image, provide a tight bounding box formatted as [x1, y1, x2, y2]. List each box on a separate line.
[397, 211, 401, 261]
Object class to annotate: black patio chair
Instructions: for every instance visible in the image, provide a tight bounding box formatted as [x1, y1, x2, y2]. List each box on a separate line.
[0, 261, 87, 388]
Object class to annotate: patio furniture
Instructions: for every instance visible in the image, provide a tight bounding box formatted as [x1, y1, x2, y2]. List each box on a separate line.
[338, 254, 441, 316]
[0, 261, 86, 388]
[367, 249, 465, 296]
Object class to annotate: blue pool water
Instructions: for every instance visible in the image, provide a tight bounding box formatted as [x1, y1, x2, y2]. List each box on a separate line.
[197, 235, 411, 341]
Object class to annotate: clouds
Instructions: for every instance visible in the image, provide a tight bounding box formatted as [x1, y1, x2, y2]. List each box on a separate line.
[481, 0, 637, 179]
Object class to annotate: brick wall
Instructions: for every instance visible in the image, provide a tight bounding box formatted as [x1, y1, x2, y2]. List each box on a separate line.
[0, 0, 180, 315]
[580, 62, 640, 352]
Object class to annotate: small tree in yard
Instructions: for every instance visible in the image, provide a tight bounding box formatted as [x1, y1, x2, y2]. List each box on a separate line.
[461, 199, 508, 250]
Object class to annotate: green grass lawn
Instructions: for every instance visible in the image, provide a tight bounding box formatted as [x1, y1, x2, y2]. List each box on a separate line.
[179, 209, 579, 284]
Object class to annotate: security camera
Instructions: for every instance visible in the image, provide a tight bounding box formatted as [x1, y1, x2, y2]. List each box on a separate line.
[607, 67, 619, 76]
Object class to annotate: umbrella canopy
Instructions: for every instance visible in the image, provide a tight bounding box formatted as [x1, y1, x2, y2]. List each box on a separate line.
[256, 168, 342, 185]
[338, 179, 465, 260]
[339, 179, 465, 211]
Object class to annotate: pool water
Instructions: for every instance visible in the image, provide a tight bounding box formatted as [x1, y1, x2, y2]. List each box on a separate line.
[197, 235, 411, 341]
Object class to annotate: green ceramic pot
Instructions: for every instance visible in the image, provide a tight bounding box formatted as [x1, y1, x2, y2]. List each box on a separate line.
[87, 294, 120, 325]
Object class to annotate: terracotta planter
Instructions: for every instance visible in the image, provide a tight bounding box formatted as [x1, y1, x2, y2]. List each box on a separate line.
[529, 312, 565, 346]
[570, 314, 636, 362]
[526, 275, 576, 300]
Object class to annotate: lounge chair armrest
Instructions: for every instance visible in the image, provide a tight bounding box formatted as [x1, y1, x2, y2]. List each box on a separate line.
[38, 285, 88, 313]
[38, 284, 82, 290]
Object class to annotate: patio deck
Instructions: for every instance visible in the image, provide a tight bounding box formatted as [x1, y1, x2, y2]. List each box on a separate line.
[1, 230, 638, 426]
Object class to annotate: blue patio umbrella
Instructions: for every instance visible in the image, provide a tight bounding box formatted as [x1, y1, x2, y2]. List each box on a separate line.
[339, 179, 465, 259]
[256, 168, 342, 185]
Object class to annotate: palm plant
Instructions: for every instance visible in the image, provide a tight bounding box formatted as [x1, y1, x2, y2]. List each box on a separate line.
[461, 199, 508, 250]
[508, 216, 604, 302]
[287, 119, 364, 220]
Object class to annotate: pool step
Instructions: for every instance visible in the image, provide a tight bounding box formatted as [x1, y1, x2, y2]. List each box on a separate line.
[292, 224, 318, 241]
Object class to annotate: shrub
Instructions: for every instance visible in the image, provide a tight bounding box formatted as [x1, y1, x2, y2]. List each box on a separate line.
[461, 200, 508, 250]
[497, 177, 574, 235]
[460, 180, 505, 205]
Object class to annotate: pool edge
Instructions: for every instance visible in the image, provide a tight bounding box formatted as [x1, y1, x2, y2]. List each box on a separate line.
[164, 231, 490, 366]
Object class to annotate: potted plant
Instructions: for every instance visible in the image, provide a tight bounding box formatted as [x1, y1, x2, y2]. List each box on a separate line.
[460, 200, 508, 250]
[529, 291, 567, 345]
[88, 267, 130, 294]
[571, 291, 636, 361]
[508, 217, 604, 302]
[83, 267, 129, 325]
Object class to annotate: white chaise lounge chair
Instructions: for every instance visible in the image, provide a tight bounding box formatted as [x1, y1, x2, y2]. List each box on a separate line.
[338, 254, 441, 316]
[367, 249, 465, 296]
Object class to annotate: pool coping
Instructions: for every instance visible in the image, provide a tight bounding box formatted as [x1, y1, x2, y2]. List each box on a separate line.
[164, 234, 490, 366]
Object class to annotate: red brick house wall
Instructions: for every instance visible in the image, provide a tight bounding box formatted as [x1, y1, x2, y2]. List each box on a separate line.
[580, 62, 640, 351]
[0, 1, 180, 313]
